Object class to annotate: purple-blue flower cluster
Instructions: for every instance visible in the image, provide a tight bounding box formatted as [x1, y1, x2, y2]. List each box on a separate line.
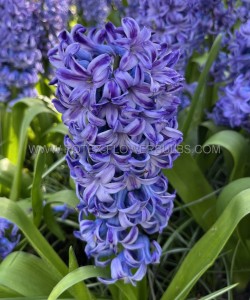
[229, 20, 250, 81]
[0, 218, 20, 260]
[125, 0, 140, 20]
[76, 0, 110, 25]
[210, 75, 250, 132]
[49, 17, 183, 283]
[210, 20, 250, 131]
[237, 0, 250, 22]
[126, 0, 202, 71]
[0, 0, 41, 103]
[34, 0, 71, 58]
[198, 0, 237, 36]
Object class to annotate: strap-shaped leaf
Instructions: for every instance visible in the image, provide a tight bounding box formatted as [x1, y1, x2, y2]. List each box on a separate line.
[45, 190, 79, 208]
[0, 158, 32, 197]
[181, 34, 222, 140]
[48, 266, 110, 300]
[164, 151, 216, 230]
[68, 247, 94, 300]
[203, 130, 248, 181]
[31, 146, 46, 226]
[10, 104, 54, 201]
[0, 252, 61, 296]
[199, 283, 238, 300]
[161, 189, 250, 300]
[0, 198, 68, 277]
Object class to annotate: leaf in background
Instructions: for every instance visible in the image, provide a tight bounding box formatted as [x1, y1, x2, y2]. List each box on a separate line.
[181, 34, 222, 142]
[43, 123, 68, 136]
[0, 298, 72, 300]
[43, 204, 65, 241]
[10, 104, 54, 201]
[216, 178, 250, 287]
[203, 130, 248, 181]
[31, 146, 46, 227]
[110, 281, 138, 300]
[199, 283, 238, 300]
[48, 266, 110, 300]
[161, 189, 250, 300]
[164, 151, 216, 230]
[7, 98, 51, 164]
[192, 52, 209, 66]
[0, 252, 61, 297]
[0, 285, 21, 298]
[0, 198, 68, 278]
[45, 190, 79, 208]
[0, 158, 32, 197]
[68, 247, 94, 300]
[0, 296, 72, 300]
[1, 109, 14, 162]
[41, 156, 66, 180]
[216, 178, 250, 216]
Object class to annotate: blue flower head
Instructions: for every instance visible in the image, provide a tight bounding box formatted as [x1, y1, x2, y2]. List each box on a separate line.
[34, 0, 71, 58]
[49, 17, 183, 284]
[0, 218, 20, 260]
[210, 74, 250, 132]
[76, 0, 110, 25]
[0, 0, 41, 103]
[125, 0, 203, 72]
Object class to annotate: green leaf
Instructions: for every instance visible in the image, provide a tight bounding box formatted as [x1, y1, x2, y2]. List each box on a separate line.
[10, 104, 54, 201]
[0, 252, 60, 296]
[45, 190, 79, 208]
[42, 156, 65, 180]
[192, 52, 209, 66]
[48, 266, 110, 300]
[163, 151, 216, 230]
[110, 282, 137, 300]
[43, 123, 68, 136]
[216, 178, 250, 216]
[216, 178, 250, 286]
[136, 276, 148, 300]
[0, 285, 21, 298]
[0, 198, 68, 278]
[199, 283, 238, 300]
[8, 98, 52, 164]
[161, 189, 250, 300]
[0, 298, 73, 300]
[43, 204, 65, 241]
[31, 146, 46, 226]
[0, 158, 32, 197]
[181, 34, 222, 140]
[68, 247, 94, 300]
[203, 130, 248, 181]
[0, 104, 8, 157]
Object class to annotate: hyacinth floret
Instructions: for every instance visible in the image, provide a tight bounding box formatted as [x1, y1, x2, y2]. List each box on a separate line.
[49, 17, 183, 284]
[0, 218, 20, 259]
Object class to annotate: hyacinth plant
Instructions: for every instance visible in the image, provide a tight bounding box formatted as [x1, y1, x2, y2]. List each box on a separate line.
[1, 1, 250, 300]
[48, 17, 183, 283]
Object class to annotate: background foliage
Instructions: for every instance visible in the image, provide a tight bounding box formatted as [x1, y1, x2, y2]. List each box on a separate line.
[0, 1, 250, 299]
